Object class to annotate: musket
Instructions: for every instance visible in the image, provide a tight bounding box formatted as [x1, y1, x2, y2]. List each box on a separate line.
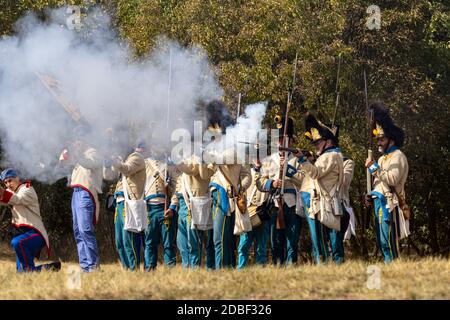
[35, 72, 89, 127]
[163, 49, 173, 226]
[237, 93, 242, 119]
[276, 52, 298, 230]
[331, 54, 342, 127]
[364, 68, 373, 230]
[253, 132, 261, 167]
[238, 132, 261, 166]
[278, 146, 313, 158]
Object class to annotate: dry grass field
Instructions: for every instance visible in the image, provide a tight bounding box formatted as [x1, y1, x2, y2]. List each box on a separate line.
[0, 244, 448, 300]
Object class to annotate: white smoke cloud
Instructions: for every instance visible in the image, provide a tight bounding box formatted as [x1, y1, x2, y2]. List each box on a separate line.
[0, 7, 222, 182]
[203, 102, 268, 164]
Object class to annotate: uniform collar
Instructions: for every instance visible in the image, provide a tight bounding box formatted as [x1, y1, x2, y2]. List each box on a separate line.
[323, 146, 341, 154]
[11, 181, 25, 193]
[384, 145, 399, 155]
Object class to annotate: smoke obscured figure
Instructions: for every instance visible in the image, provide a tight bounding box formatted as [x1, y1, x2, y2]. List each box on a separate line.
[59, 125, 102, 272]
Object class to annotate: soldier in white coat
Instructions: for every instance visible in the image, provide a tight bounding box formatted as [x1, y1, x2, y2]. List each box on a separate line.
[365, 102, 410, 263]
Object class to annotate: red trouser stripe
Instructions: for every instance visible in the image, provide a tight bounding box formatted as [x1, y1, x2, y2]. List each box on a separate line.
[19, 234, 41, 270]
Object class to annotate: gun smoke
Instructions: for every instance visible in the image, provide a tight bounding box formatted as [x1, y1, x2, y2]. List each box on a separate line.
[0, 8, 268, 183]
[0, 8, 218, 182]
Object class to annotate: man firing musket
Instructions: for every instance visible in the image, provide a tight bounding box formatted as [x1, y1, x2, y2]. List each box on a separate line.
[0, 168, 61, 272]
[293, 112, 347, 264]
[59, 125, 103, 272]
[207, 100, 252, 269]
[255, 116, 304, 265]
[37, 72, 104, 272]
[104, 141, 147, 271]
[237, 134, 272, 269]
[141, 147, 178, 271]
[170, 144, 216, 269]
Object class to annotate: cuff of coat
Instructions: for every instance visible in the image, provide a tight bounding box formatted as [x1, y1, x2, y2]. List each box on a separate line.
[0, 190, 13, 203]
[368, 162, 380, 174]
[286, 164, 298, 177]
[297, 156, 307, 164]
[169, 204, 177, 212]
[264, 179, 273, 192]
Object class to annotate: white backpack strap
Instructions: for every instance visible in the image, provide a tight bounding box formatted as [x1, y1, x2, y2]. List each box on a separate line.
[122, 175, 130, 201]
[247, 185, 257, 207]
[309, 179, 315, 193]
[182, 173, 193, 209]
[217, 166, 232, 190]
[316, 154, 343, 199]
[336, 154, 344, 195]
[328, 182, 339, 198]
[143, 160, 159, 198]
[144, 175, 157, 198]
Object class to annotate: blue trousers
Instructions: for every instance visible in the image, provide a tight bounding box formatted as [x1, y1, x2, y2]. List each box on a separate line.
[325, 204, 350, 264]
[177, 197, 215, 269]
[324, 227, 345, 264]
[115, 201, 142, 270]
[270, 204, 302, 265]
[301, 192, 328, 264]
[373, 198, 398, 263]
[11, 228, 45, 272]
[71, 187, 99, 271]
[237, 220, 270, 269]
[211, 190, 236, 269]
[144, 203, 176, 269]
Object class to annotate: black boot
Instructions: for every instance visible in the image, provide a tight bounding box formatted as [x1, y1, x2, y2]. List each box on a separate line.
[43, 261, 62, 272]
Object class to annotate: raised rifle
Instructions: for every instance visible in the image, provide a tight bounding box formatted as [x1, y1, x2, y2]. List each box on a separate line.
[237, 93, 242, 119]
[331, 54, 342, 127]
[275, 53, 298, 230]
[163, 49, 173, 226]
[278, 146, 313, 159]
[35, 72, 90, 128]
[364, 69, 373, 230]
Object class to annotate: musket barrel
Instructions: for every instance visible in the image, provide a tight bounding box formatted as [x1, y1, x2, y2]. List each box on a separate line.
[366, 149, 373, 193]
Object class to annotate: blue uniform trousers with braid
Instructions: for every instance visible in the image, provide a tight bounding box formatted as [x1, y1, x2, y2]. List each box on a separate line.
[237, 220, 270, 269]
[270, 203, 301, 265]
[211, 190, 236, 269]
[301, 192, 328, 264]
[11, 227, 46, 272]
[373, 197, 398, 263]
[144, 202, 176, 269]
[114, 201, 142, 270]
[177, 196, 215, 269]
[177, 196, 193, 268]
